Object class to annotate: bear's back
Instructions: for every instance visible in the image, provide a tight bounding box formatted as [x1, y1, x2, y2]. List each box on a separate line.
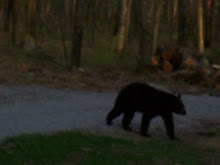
[115, 83, 177, 113]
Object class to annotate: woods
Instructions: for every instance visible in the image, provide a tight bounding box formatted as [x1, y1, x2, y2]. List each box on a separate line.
[0, 1, 220, 164]
[0, 0, 219, 73]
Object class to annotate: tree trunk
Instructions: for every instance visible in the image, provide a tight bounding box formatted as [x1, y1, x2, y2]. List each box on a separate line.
[172, 0, 178, 41]
[0, 0, 3, 21]
[198, 0, 204, 54]
[216, 0, 220, 45]
[27, 0, 36, 38]
[39, 0, 46, 26]
[186, 0, 197, 46]
[173, 0, 178, 19]
[65, 0, 72, 36]
[8, 0, 16, 44]
[113, 0, 122, 35]
[166, 0, 171, 23]
[137, 0, 150, 69]
[124, 0, 133, 45]
[57, 0, 68, 68]
[152, 0, 163, 56]
[4, 0, 15, 34]
[117, 0, 128, 54]
[36, 0, 42, 33]
[150, 0, 156, 25]
[204, 0, 210, 47]
[89, 0, 98, 44]
[16, 0, 25, 47]
[70, 0, 86, 70]
[178, 0, 186, 45]
[3, 0, 9, 31]
[209, 0, 216, 47]
[211, 0, 220, 48]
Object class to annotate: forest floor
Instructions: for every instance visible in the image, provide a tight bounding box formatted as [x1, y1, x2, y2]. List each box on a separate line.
[0, 32, 215, 95]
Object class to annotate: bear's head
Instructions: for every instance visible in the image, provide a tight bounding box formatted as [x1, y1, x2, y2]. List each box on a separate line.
[172, 94, 186, 115]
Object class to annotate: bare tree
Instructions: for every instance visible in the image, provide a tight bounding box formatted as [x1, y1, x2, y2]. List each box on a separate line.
[204, 0, 211, 47]
[173, 0, 178, 19]
[16, 0, 25, 47]
[124, 0, 133, 45]
[178, 0, 186, 45]
[65, 0, 72, 35]
[208, 0, 217, 47]
[3, 0, 16, 44]
[3, 0, 10, 31]
[137, 0, 150, 68]
[70, 0, 86, 70]
[171, 0, 178, 41]
[166, 0, 171, 23]
[117, 0, 128, 54]
[150, 0, 156, 21]
[216, 0, 220, 46]
[57, 0, 69, 68]
[152, 0, 163, 56]
[0, 0, 3, 21]
[113, 0, 121, 36]
[198, 0, 204, 54]
[27, 0, 37, 38]
[10, 0, 16, 44]
[86, 0, 98, 44]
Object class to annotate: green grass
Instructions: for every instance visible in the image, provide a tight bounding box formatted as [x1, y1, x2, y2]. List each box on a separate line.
[0, 131, 209, 165]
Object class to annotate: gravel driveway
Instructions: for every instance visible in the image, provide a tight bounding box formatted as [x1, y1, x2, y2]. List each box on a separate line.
[0, 85, 219, 141]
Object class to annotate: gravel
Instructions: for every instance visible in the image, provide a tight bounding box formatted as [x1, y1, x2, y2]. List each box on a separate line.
[0, 84, 219, 141]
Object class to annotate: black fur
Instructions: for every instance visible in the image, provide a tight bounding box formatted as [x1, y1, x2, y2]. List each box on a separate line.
[106, 83, 186, 140]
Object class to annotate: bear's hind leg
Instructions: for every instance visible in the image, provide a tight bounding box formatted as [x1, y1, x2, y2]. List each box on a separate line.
[122, 112, 135, 131]
[106, 108, 122, 125]
[140, 113, 152, 137]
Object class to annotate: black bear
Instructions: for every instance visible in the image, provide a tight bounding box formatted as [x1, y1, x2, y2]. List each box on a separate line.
[106, 83, 186, 140]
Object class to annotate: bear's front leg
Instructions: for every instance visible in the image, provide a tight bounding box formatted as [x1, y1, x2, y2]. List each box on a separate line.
[162, 113, 176, 140]
[122, 112, 134, 131]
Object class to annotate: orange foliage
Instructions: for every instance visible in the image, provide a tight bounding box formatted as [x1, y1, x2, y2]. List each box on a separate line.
[162, 51, 172, 60]
[185, 57, 197, 71]
[161, 48, 177, 61]
[162, 61, 173, 72]
[151, 57, 159, 66]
